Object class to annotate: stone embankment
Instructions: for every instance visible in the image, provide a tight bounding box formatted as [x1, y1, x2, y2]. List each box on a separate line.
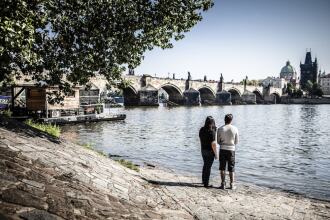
[0, 117, 329, 220]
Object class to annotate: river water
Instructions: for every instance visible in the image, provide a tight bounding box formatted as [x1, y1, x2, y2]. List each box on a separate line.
[61, 104, 330, 201]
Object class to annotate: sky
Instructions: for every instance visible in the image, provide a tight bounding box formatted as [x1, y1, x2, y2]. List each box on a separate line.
[134, 0, 330, 82]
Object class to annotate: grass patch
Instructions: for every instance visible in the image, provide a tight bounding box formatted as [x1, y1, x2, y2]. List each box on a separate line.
[81, 142, 94, 150]
[115, 159, 140, 172]
[79, 142, 107, 157]
[0, 109, 12, 117]
[95, 149, 107, 157]
[25, 119, 61, 137]
[78, 142, 138, 171]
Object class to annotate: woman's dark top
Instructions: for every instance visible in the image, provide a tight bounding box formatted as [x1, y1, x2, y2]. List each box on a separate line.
[199, 127, 216, 152]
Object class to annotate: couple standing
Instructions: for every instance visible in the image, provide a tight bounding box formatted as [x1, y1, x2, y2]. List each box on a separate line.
[199, 114, 239, 189]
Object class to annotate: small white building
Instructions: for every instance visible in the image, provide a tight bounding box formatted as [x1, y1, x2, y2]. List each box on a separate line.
[320, 73, 330, 95]
[262, 77, 286, 89]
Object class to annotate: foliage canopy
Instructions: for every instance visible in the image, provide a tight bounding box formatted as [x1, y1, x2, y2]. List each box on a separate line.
[1, 0, 213, 101]
[305, 80, 323, 97]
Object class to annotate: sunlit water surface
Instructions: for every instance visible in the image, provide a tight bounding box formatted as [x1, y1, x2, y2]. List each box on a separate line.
[61, 105, 330, 201]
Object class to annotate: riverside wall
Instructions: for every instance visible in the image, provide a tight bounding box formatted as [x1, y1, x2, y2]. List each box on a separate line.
[281, 97, 330, 104]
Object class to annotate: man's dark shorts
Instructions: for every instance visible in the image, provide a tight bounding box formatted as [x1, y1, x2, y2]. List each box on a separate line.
[219, 149, 235, 172]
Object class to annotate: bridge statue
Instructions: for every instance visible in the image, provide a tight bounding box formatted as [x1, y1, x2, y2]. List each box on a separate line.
[244, 75, 248, 91]
[185, 72, 191, 90]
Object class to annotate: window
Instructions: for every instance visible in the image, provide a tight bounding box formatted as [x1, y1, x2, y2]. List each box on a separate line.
[68, 91, 75, 98]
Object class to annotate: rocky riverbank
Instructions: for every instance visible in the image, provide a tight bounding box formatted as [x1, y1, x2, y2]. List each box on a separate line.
[0, 117, 329, 220]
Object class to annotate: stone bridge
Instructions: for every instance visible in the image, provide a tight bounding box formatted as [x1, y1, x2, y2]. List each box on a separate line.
[91, 74, 282, 106]
[120, 74, 282, 106]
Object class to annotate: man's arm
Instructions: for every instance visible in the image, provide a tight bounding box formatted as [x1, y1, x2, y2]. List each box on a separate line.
[234, 129, 239, 145]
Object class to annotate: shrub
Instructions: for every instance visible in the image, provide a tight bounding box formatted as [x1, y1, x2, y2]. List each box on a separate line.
[25, 119, 61, 137]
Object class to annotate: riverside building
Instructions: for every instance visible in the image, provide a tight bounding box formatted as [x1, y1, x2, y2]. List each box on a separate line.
[280, 60, 299, 88]
[319, 73, 330, 95]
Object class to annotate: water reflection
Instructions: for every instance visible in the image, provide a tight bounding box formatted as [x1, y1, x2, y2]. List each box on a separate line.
[61, 105, 330, 201]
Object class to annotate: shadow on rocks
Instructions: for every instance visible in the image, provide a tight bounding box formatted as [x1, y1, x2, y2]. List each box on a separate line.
[141, 177, 207, 188]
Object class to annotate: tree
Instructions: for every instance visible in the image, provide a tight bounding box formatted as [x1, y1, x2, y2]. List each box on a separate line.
[295, 89, 303, 98]
[305, 80, 314, 96]
[304, 81, 323, 97]
[0, 1, 46, 87]
[312, 82, 323, 97]
[286, 82, 293, 95]
[291, 88, 303, 98]
[1, 0, 213, 102]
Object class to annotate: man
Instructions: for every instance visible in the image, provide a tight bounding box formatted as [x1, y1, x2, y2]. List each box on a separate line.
[213, 114, 239, 189]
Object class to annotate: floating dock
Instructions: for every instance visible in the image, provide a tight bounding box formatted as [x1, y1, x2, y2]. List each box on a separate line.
[39, 113, 126, 125]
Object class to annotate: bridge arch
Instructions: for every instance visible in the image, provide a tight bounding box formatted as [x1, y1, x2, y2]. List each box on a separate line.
[123, 86, 139, 106]
[227, 88, 242, 104]
[253, 89, 263, 104]
[160, 83, 184, 105]
[198, 86, 215, 105]
[270, 92, 281, 104]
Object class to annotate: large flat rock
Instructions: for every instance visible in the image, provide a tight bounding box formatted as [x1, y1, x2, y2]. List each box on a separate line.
[0, 117, 329, 219]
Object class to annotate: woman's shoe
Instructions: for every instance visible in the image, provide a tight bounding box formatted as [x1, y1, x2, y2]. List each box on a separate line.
[220, 182, 226, 189]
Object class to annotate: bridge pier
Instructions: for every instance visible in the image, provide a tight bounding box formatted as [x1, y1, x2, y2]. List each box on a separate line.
[183, 89, 200, 105]
[241, 91, 256, 104]
[263, 95, 276, 104]
[139, 86, 159, 106]
[215, 91, 232, 105]
[264, 94, 281, 104]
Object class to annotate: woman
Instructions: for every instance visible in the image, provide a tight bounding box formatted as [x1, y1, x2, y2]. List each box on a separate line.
[199, 116, 217, 187]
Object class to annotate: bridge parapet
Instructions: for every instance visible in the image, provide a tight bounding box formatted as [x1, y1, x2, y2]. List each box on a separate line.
[89, 74, 282, 105]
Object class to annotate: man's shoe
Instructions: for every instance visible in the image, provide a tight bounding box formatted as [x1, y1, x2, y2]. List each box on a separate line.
[228, 183, 236, 190]
[220, 182, 226, 189]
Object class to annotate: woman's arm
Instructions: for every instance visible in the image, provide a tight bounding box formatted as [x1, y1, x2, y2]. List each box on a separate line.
[212, 141, 218, 159]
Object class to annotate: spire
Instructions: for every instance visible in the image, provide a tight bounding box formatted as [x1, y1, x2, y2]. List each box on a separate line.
[220, 73, 223, 83]
[304, 51, 312, 64]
